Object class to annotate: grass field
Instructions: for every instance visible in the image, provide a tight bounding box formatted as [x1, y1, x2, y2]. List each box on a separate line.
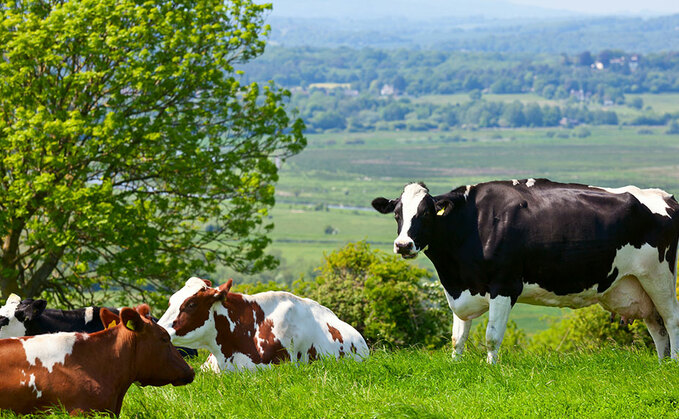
[102, 348, 679, 417]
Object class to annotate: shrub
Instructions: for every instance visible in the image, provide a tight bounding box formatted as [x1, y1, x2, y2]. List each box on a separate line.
[667, 120, 679, 135]
[573, 126, 592, 138]
[295, 241, 450, 348]
[528, 305, 653, 353]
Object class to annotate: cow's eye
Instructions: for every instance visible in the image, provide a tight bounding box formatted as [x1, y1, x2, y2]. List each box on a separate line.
[186, 301, 197, 310]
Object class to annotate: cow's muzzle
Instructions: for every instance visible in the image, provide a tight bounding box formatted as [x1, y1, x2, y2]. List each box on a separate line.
[395, 242, 418, 259]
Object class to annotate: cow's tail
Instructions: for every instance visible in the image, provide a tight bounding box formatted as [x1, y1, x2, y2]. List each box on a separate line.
[670, 196, 679, 277]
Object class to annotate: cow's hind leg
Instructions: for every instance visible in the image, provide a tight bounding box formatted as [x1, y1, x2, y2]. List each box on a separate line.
[486, 296, 512, 364]
[638, 273, 679, 359]
[451, 313, 472, 360]
[644, 309, 671, 359]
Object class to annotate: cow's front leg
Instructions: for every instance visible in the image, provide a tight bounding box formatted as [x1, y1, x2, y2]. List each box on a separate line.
[451, 312, 472, 360]
[486, 296, 512, 364]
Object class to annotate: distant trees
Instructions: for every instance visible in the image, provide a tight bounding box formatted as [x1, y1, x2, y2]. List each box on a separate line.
[242, 47, 679, 99]
[577, 51, 594, 67]
[241, 47, 679, 134]
[292, 92, 625, 133]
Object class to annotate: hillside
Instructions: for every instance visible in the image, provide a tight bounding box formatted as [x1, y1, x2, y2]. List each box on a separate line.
[266, 14, 679, 52]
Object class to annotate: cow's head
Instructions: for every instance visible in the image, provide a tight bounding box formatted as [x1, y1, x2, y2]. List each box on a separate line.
[372, 182, 452, 259]
[14, 298, 47, 323]
[100, 304, 194, 387]
[157, 277, 232, 348]
[0, 294, 30, 338]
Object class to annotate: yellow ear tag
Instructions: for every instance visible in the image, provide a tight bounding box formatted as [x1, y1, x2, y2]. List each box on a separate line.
[126, 320, 136, 331]
[437, 208, 445, 216]
[107, 320, 117, 329]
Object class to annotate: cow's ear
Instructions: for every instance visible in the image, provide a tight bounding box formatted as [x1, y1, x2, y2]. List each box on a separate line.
[202, 278, 212, 287]
[135, 304, 152, 319]
[120, 308, 145, 333]
[435, 199, 454, 216]
[33, 300, 47, 317]
[100, 308, 120, 329]
[372, 197, 398, 214]
[216, 279, 233, 300]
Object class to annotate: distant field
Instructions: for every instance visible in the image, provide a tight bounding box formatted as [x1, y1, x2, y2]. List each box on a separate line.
[626, 93, 679, 114]
[277, 125, 679, 207]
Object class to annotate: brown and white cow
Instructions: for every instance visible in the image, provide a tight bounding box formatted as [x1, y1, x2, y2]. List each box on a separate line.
[0, 305, 194, 415]
[158, 277, 369, 372]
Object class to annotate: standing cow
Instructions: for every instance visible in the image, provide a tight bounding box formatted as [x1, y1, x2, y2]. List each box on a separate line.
[158, 277, 369, 372]
[0, 304, 194, 415]
[372, 179, 679, 363]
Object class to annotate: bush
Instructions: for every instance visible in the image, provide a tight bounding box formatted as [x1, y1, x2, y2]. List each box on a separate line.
[529, 305, 653, 353]
[573, 126, 592, 138]
[295, 241, 450, 348]
[667, 120, 679, 135]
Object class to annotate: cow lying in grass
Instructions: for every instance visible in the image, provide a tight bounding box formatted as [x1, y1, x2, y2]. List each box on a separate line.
[158, 277, 369, 372]
[0, 304, 194, 415]
[0, 294, 197, 358]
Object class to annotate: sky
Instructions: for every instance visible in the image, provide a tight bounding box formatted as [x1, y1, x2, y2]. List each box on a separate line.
[509, 0, 679, 15]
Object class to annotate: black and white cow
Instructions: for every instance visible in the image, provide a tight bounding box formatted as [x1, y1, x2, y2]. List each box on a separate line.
[0, 297, 110, 337]
[0, 295, 198, 358]
[372, 179, 679, 363]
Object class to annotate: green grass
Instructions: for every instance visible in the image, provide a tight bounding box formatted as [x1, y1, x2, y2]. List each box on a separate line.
[627, 93, 679, 114]
[111, 348, 679, 418]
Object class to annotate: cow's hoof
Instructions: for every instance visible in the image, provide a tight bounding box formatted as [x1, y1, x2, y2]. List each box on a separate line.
[451, 352, 464, 362]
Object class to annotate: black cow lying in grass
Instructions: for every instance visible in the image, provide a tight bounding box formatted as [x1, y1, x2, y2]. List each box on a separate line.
[0, 294, 198, 358]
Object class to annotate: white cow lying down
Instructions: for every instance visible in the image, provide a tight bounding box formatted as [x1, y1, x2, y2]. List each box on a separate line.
[158, 277, 369, 372]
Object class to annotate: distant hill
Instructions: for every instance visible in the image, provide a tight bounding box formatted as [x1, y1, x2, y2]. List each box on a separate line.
[265, 13, 679, 53]
[267, 0, 572, 20]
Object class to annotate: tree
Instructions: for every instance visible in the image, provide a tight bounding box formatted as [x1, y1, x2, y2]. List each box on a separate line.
[628, 97, 644, 110]
[381, 102, 410, 121]
[312, 111, 346, 130]
[501, 101, 526, 127]
[576, 51, 594, 67]
[667, 119, 679, 135]
[0, 0, 306, 305]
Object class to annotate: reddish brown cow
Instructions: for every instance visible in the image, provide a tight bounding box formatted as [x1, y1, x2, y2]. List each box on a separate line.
[0, 304, 194, 415]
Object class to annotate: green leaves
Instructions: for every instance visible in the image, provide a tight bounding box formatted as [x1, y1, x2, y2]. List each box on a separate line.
[0, 0, 305, 305]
